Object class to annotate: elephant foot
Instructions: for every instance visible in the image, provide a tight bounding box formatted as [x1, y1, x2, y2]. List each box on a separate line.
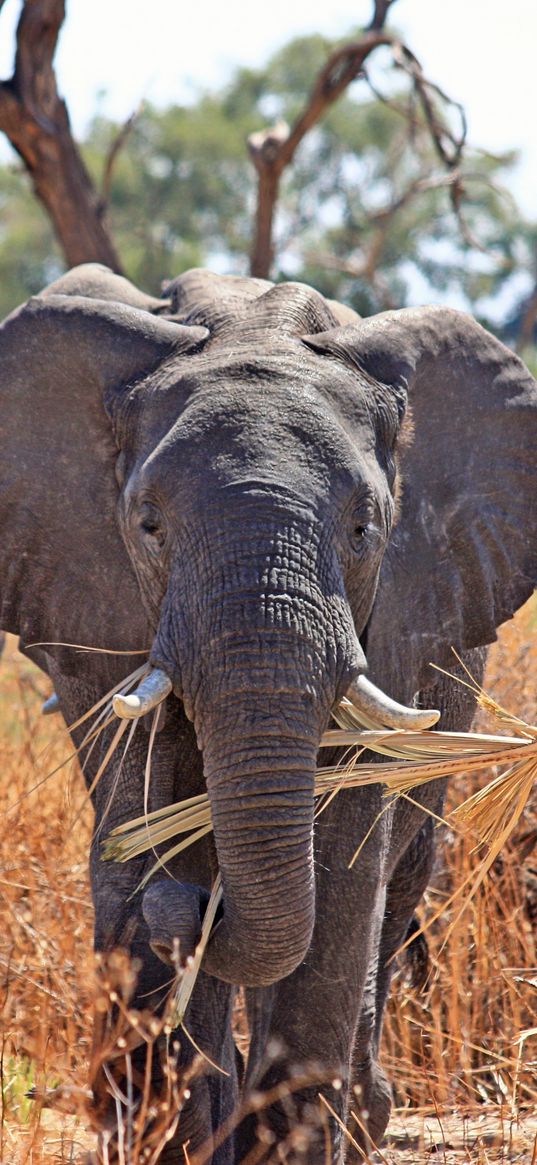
[237, 1122, 335, 1165]
[93, 1074, 213, 1165]
[347, 1056, 392, 1160]
[236, 1083, 348, 1165]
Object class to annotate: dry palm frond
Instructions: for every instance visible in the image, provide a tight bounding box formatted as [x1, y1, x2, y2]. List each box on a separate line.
[171, 873, 224, 1035]
[103, 705, 537, 870]
[100, 670, 537, 1009]
[454, 760, 537, 845]
[31, 664, 152, 812]
[26, 639, 149, 655]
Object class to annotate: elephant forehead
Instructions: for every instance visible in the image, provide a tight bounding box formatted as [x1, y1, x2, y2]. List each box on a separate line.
[141, 369, 382, 497]
[144, 340, 383, 450]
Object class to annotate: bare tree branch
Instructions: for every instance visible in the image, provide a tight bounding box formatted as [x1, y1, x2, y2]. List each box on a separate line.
[368, 0, 398, 32]
[0, 0, 122, 271]
[14, 0, 63, 115]
[99, 104, 143, 215]
[248, 29, 394, 277]
[311, 161, 513, 308]
[310, 171, 466, 295]
[389, 44, 493, 258]
[392, 43, 467, 169]
[246, 0, 473, 281]
[247, 0, 505, 287]
[361, 65, 514, 272]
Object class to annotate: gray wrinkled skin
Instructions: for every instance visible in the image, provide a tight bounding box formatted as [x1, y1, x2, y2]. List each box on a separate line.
[1, 264, 537, 1163]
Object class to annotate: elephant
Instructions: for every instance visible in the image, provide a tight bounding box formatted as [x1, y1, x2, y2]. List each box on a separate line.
[1, 262, 537, 1164]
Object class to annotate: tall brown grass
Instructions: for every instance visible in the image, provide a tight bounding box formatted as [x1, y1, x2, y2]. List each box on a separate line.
[382, 600, 537, 1160]
[0, 609, 536, 1163]
[0, 636, 93, 1161]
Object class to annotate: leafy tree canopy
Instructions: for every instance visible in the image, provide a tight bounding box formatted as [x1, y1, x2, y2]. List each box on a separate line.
[0, 29, 533, 334]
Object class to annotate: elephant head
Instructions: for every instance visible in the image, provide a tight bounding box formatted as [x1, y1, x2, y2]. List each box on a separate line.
[1, 265, 537, 994]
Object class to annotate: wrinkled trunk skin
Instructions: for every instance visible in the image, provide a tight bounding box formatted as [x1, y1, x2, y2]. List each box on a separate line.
[149, 505, 360, 989]
[197, 687, 319, 986]
[143, 630, 337, 989]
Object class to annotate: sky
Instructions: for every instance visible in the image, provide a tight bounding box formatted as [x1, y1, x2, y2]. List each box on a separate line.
[0, 0, 535, 214]
[0, 0, 535, 232]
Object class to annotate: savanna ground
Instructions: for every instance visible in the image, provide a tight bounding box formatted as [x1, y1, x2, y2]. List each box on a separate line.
[0, 606, 536, 1164]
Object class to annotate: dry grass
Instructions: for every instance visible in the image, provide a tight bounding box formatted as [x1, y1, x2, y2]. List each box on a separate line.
[0, 636, 94, 1161]
[381, 599, 537, 1162]
[0, 608, 536, 1162]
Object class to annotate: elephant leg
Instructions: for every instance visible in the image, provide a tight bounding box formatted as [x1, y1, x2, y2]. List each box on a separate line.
[156, 975, 240, 1165]
[244, 985, 277, 1090]
[348, 813, 437, 1157]
[55, 683, 240, 1165]
[236, 787, 389, 1165]
[348, 646, 488, 1156]
[93, 964, 239, 1165]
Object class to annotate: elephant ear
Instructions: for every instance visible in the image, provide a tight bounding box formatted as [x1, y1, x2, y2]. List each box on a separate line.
[0, 293, 207, 679]
[306, 306, 537, 698]
[40, 262, 170, 313]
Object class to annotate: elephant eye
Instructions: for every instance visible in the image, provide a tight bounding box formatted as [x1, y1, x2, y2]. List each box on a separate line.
[349, 502, 382, 556]
[350, 522, 370, 553]
[139, 502, 165, 549]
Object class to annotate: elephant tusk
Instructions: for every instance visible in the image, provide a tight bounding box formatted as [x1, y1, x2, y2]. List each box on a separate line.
[42, 692, 60, 715]
[345, 674, 440, 731]
[113, 667, 173, 720]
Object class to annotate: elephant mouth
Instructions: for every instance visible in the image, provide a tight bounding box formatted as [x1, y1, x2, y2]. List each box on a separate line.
[142, 880, 212, 966]
[113, 664, 440, 731]
[112, 658, 439, 985]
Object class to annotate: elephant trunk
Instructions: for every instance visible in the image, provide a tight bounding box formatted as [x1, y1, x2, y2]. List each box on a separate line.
[141, 688, 319, 987]
[139, 507, 364, 985]
[195, 690, 318, 986]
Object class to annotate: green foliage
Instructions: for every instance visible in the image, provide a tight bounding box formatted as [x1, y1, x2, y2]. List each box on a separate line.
[519, 345, 537, 377]
[1, 1054, 61, 1125]
[2, 1055, 36, 1123]
[0, 29, 534, 335]
[0, 161, 62, 317]
[90, 90, 259, 289]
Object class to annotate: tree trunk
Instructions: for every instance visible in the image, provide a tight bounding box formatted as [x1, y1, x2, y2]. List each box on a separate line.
[0, 0, 122, 271]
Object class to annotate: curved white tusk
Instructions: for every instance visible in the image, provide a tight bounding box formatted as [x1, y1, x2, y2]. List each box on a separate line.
[113, 668, 173, 720]
[42, 692, 60, 715]
[345, 674, 440, 731]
